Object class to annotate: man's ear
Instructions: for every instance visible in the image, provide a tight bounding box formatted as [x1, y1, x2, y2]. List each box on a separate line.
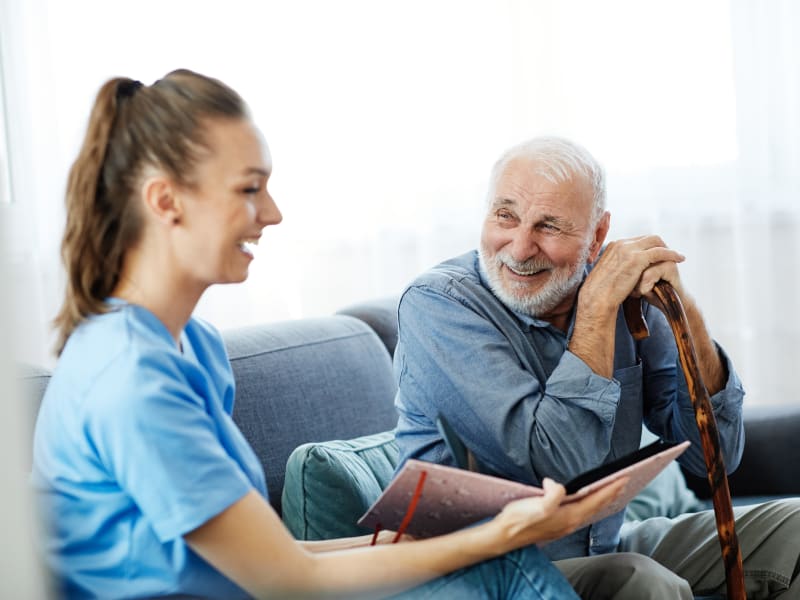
[587, 211, 611, 262]
[141, 175, 183, 225]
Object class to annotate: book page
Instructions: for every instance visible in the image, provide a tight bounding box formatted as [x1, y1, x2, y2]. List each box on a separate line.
[357, 441, 690, 538]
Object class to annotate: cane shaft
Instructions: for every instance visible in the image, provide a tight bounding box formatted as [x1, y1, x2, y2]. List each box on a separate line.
[624, 284, 745, 600]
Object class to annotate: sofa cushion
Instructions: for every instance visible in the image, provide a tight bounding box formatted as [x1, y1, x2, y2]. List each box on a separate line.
[282, 430, 399, 540]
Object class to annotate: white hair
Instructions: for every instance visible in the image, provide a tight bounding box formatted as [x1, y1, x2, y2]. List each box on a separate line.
[487, 136, 606, 226]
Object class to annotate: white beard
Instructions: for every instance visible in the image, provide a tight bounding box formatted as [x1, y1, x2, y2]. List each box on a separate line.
[478, 241, 591, 317]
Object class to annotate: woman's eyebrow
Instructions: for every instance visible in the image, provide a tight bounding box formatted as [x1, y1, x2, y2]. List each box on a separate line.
[242, 167, 271, 177]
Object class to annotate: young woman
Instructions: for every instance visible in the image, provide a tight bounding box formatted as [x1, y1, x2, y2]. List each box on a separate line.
[31, 69, 624, 599]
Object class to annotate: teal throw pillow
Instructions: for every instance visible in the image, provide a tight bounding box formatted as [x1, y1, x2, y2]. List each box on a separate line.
[282, 430, 399, 540]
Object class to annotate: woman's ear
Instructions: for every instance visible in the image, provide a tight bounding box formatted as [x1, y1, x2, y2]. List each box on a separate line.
[141, 175, 183, 226]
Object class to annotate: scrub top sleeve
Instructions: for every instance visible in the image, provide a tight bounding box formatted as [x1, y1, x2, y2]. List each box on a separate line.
[86, 356, 255, 543]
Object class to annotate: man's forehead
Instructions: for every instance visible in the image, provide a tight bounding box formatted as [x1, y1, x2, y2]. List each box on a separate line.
[490, 186, 584, 210]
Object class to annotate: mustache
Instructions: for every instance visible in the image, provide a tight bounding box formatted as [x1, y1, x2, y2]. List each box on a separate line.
[494, 254, 555, 274]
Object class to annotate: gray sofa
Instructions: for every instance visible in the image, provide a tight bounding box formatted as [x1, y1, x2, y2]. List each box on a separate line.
[19, 299, 800, 594]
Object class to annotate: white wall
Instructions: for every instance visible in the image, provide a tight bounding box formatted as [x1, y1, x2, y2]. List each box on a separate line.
[2, 0, 799, 405]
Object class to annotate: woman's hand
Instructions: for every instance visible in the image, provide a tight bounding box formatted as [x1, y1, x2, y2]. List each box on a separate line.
[371, 530, 415, 545]
[491, 476, 629, 551]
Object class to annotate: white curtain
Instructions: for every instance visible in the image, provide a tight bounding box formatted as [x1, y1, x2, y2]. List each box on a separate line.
[1, 0, 797, 405]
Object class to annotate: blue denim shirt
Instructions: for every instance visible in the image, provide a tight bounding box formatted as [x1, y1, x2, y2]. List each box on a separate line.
[393, 250, 745, 561]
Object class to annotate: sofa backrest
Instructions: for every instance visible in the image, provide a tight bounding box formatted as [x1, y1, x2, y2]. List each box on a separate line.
[336, 296, 399, 357]
[224, 315, 398, 515]
[21, 315, 399, 518]
[18, 363, 52, 471]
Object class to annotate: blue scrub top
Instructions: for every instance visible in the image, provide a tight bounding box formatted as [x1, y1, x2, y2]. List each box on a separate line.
[32, 301, 267, 599]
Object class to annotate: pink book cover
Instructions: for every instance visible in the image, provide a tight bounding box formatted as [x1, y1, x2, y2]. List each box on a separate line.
[357, 440, 690, 538]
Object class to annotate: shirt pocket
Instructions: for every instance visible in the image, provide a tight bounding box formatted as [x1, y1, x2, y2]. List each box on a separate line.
[613, 362, 643, 399]
[609, 363, 644, 458]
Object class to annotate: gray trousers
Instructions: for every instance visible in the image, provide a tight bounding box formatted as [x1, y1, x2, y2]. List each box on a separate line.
[554, 499, 800, 599]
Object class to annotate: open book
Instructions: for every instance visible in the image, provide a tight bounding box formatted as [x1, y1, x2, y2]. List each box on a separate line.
[357, 429, 690, 539]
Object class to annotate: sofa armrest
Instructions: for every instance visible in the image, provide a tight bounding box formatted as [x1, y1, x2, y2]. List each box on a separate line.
[682, 404, 800, 499]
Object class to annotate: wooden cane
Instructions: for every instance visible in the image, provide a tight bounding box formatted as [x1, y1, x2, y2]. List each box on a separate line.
[622, 281, 746, 600]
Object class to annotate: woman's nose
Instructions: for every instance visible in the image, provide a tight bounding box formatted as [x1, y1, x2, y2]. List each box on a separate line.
[258, 192, 283, 226]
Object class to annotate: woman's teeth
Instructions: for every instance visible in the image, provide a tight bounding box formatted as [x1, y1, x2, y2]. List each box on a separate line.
[238, 238, 260, 255]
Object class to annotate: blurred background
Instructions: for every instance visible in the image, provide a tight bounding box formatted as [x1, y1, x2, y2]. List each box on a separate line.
[1, 0, 798, 408]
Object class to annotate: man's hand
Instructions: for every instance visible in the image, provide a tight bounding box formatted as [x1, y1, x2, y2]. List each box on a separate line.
[581, 235, 686, 311]
[569, 236, 685, 377]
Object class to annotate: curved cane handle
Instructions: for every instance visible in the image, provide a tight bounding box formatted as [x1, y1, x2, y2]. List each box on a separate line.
[623, 284, 745, 600]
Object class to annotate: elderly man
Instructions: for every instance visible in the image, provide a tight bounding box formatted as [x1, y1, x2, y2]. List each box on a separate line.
[393, 136, 800, 599]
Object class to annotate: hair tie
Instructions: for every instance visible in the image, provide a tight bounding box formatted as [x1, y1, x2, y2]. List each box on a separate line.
[117, 79, 143, 100]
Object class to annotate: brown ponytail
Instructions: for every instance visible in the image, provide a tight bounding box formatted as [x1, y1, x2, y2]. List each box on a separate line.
[53, 69, 248, 355]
